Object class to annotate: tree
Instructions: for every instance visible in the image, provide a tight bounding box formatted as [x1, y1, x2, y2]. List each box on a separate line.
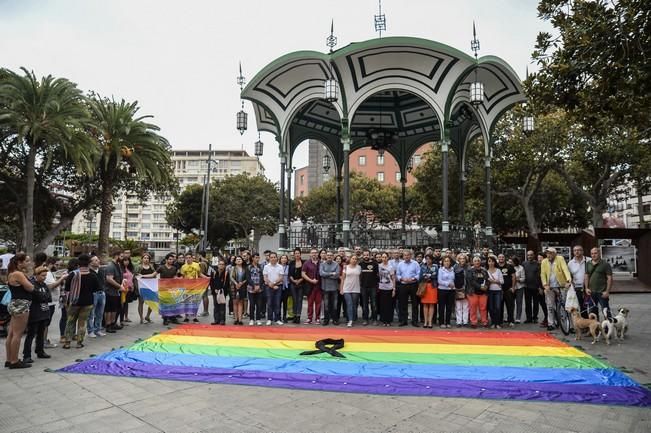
[167, 173, 279, 250]
[0, 67, 96, 255]
[294, 172, 401, 225]
[532, 0, 651, 140]
[89, 96, 174, 257]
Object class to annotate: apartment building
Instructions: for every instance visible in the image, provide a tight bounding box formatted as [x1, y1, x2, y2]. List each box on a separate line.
[71, 149, 264, 258]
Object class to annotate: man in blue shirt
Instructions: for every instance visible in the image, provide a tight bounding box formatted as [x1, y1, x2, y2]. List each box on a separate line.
[396, 250, 421, 327]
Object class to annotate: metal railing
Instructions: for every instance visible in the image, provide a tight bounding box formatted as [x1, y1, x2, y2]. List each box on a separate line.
[287, 222, 493, 252]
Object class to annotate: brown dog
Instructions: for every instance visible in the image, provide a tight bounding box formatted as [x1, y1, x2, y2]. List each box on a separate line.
[570, 309, 601, 344]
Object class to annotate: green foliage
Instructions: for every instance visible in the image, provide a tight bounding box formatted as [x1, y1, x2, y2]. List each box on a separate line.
[167, 173, 279, 249]
[294, 172, 401, 224]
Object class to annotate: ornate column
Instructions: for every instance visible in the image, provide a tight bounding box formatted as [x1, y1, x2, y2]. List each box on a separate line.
[279, 152, 287, 249]
[441, 129, 451, 249]
[341, 134, 351, 247]
[286, 163, 292, 247]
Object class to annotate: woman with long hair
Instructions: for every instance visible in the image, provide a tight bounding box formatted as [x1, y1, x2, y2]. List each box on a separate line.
[377, 252, 396, 326]
[119, 256, 134, 325]
[288, 248, 304, 324]
[339, 255, 361, 327]
[137, 253, 155, 324]
[210, 260, 229, 325]
[279, 254, 290, 323]
[487, 255, 505, 328]
[5, 253, 34, 369]
[230, 256, 247, 325]
[419, 254, 438, 328]
[454, 254, 470, 327]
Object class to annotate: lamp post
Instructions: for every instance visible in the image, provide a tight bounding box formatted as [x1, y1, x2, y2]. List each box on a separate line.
[236, 63, 248, 135]
[324, 21, 339, 103]
[469, 21, 484, 107]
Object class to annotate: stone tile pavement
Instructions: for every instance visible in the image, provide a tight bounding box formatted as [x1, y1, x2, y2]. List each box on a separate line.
[1, 294, 650, 433]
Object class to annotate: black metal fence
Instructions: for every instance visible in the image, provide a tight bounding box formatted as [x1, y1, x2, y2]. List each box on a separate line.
[287, 223, 493, 252]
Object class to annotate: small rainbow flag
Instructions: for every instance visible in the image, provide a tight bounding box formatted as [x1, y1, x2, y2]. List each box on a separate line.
[60, 326, 651, 406]
[137, 278, 209, 316]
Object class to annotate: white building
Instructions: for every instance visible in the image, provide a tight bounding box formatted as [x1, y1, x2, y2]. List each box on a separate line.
[71, 149, 264, 258]
[604, 184, 651, 228]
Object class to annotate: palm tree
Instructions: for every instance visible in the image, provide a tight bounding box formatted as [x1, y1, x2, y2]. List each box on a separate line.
[0, 68, 95, 255]
[89, 96, 173, 257]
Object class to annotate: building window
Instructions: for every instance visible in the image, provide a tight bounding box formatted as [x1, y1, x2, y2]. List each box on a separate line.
[377, 154, 384, 165]
[643, 204, 651, 214]
[377, 172, 384, 182]
[112, 232, 121, 239]
[358, 155, 366, 166]
[395, 171, 401, 182]
[413, 154, 422, 166]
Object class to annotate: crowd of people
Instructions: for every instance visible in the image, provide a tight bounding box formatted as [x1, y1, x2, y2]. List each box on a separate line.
[2, 243, 614, 369]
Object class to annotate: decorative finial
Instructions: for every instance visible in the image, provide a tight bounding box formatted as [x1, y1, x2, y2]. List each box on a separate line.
[471, 21, 480, 59]
[326, 19, 337, 52]
[237, 62, 246, 90]
[374, 0, 386, 38]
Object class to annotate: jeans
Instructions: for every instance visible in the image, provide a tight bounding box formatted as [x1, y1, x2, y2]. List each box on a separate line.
[503, 288, 516, 324]
[515, 287, 524, 321]
[468, 293, 488, 326]
[397, 282, 418, 324]
[281, 288, 291, 321]
[586, 291, 611, 320]
[307, 287, 322, 321]
[290, 283, 304, 318]
[266, 287, 282, 322]
[59, 305, 67, 337]
[344, 292, 360, 322]
[87, 291, 106, 334]
[524, 286, 540, 321]
[437, 289, 455, 325]
[322, 290, 337, 322]
[65, 305, 93, 344]
[488, 290, 503, 326]
[360, 286, 378, 321]
[247, 291, 264, 321]
[23, 319, 47, 358]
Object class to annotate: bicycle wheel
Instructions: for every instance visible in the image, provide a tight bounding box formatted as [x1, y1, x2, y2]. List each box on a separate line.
[557, 305, 571, 335]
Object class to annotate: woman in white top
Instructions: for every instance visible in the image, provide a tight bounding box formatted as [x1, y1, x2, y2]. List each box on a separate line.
[437, 256, 456, 328]
[486, 255, 505, 328]
[512, 256, 526, 324]
[339, 255, 361, 327]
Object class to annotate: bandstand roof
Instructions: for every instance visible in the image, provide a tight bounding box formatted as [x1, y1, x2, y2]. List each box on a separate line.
[241, 36, 525, 165]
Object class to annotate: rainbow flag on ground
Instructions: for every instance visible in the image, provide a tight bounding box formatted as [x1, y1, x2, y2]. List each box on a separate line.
[60, 326, 651, 406]
[137, 278, 209, 316]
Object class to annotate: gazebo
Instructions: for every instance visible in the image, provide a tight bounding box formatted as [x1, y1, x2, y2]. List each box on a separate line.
[240, 35, 527, 249]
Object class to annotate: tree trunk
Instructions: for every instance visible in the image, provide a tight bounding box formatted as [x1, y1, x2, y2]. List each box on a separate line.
[97, 177, 114, 259]
[34, 216, 74, 253]
[636, 179, 646, 228]
[23, 144, 37, 256]
[591, 202, 605, 228]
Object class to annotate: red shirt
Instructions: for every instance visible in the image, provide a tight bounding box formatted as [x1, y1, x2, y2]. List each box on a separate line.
[302, 259, 320, 290]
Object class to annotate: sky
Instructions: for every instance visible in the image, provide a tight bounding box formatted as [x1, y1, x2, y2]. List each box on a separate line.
[0, 0, 550, 184]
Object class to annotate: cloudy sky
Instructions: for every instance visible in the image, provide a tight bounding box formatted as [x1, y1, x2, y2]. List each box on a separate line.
[0, 0, 550, 183]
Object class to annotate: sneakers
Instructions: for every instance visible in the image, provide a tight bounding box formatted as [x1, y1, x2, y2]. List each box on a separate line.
[347, 321, 353, 327]
[192, 318, 200, 323]
[249, 320, 255, 326]
[304, 319, 312, 325]
[87, 333, 96, 338]
[275, 320, 284, 325]
[44, 340, 57, 349]
[266, 320, 272, 326]
[515, 319, 521, 324]
[97, 331, 106, 337]
[256, 320, 262, 326]
[183, 318, 190, 323]
[315, 319, 321, 325]
[201, 311, 209, 317]
[362, 321, 369, 326]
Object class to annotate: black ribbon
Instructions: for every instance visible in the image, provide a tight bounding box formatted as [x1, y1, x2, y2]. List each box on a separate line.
[299, 338, 346, 358]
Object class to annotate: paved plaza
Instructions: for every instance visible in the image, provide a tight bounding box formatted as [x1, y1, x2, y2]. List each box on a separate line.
[1, 293, 650, 433]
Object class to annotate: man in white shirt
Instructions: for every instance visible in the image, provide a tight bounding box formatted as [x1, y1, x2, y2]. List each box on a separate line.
[567, 245, 587, 321]
[263, 252, 285, 325]
[0, 250, 15, 284]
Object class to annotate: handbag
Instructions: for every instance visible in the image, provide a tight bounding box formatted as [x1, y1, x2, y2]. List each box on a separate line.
[216, 289, 226, 305]
[565, 284, 579, 312]
[416, 282, 427, 297]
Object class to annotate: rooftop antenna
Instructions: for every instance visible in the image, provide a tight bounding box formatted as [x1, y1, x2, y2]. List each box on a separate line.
[374, 0, 386, 38]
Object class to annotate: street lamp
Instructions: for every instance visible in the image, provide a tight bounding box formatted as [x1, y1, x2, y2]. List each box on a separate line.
[236, 62, 248, 135]
[254, 134, 264, 157]
[523, 116, 535, 135]
[469, 21, 484, 106]
[324, 79, 338, 103]
[322, 154, 331, 174]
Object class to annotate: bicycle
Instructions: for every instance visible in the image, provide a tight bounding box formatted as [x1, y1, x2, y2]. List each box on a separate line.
[553, 287, 571, 336]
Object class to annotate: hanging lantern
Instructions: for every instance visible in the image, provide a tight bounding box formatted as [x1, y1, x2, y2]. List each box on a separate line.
[324, 78, 338, 103]
[254, 137, 263, 156]
[470, 81, 484, 105]
[407, 157, 414, 173]
[322, 154, 331, 173]
[236, 109, 248, 135]
[523, 116, 535, 135]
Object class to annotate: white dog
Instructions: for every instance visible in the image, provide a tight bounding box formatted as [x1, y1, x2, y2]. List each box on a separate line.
[601, 307, 630, 345]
